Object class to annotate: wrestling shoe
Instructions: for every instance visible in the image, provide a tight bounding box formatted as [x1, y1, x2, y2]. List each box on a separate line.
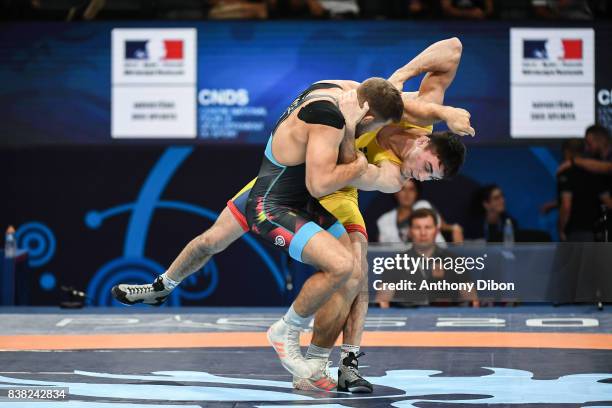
[111, 276, 171, 306]
[337, 352, 373, 393]
[267, 318, 312, 378]
[293, 359, 337, 392]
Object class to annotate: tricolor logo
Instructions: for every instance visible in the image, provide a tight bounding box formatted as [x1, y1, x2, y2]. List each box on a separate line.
[523, 39, 582, 60]
[125, 40, 183, 60]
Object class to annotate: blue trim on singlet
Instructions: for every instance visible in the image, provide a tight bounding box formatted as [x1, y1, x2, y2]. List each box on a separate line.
[288, 221, 323, 262]
[265, 136, 284, 168]
[326, 220, 346, 239]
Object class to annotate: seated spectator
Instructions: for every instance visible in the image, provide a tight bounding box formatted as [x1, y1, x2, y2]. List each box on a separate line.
[498, 0, 531, 19]
[66, 0, 106, 21]
[268, 0, 328, 18]
[407, 0, 426, 15]
[4, 0, 72, 20]
[406, 0, 440, 18]
[155, 0, 208, 20]
[557, 139, 610, 241]
[376, 208, 478, 308]
[531, 0, 593, 20]
[318, 0, 359, 18]
[208, 0, 268, 19]
[440, 0, 494, 19]
[377, 180, 464, 244]
[475, 184, 517, 242]
[591, 0, 610, 19]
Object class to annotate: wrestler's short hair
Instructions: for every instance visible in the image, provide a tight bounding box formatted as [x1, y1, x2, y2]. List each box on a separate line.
[428, 131, 466, 178]
[357, 77, 403, 123]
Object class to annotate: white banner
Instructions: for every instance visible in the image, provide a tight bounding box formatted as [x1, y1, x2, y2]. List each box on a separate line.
[511, 86, 595, 137]
[510, 28, 595, 138]
[112, 87, 196, 138]
[111, 28, 197, 138]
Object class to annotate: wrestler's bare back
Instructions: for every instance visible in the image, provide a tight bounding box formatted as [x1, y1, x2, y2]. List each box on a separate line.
[268, 80, 360, 166]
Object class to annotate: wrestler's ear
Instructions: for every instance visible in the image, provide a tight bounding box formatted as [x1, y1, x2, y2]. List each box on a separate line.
[359, 114, 376, 125]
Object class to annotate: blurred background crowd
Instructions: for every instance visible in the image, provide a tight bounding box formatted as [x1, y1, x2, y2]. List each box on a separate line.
[2, 0, 611, 21]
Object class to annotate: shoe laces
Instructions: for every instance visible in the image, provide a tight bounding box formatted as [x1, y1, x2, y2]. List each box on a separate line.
[125, 277, 166, 296]
[125, 284, 155, 295]
[285, 325, 303, 360]
[343, 352, 365, 380]
[322, 360, 333, 380]
[310, 359, 334, 382]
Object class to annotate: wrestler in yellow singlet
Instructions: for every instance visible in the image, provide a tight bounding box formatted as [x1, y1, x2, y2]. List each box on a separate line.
[317, 121, 433, 239]
[227, 121, 433, 240]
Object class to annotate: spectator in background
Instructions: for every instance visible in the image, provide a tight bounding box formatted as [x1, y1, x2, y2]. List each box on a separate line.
[406, 0, 440, 17]
[591, 0, 610, 19]
[376, 208, 478, 308]
[476, 184, 517, 242]
[318, 0, 359, 18]
[66, 0, 127, 21]
[440, 0, 494, 19]
[2, 0, 72, 20]
[377, 180, 464, 244]
[557, 125, 612, 178]
[497, 0, 531, 19]
[208, 0, 268, 19]
[558, 139, 611, 241]
[557, 125, 612, 204]
[399, 0, 439, 18]
[531, 0, 593, 20]
[268, 0, 328, 18]
[359, 0, 437, 19]
[585, 125, 612, 161]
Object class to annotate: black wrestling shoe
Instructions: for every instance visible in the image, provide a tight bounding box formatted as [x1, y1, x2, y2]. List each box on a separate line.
[337, 352, 373, 393]
[111, 276, 170, 306]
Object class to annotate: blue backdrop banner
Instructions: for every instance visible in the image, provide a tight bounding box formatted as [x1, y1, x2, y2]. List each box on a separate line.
[1, 21, 609, 146]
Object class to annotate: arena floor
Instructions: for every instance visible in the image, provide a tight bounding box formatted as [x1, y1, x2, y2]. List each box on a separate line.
[0, 305, 611, 407]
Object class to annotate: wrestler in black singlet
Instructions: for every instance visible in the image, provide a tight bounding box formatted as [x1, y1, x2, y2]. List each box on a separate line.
[245, 83, 348, 262]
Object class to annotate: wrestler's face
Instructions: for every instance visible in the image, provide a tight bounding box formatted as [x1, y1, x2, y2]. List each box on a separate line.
[410, 215, 438, 245]
[403, 137, 444, 181]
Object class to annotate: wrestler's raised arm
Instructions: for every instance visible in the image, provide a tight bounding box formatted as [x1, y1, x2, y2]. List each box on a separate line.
[388, 37, 463, 94]
[402, 98, 475, 137]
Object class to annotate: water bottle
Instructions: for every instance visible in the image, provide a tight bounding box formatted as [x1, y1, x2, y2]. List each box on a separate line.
[4, 225, 17, 258]
[503, 218, 514, 247]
